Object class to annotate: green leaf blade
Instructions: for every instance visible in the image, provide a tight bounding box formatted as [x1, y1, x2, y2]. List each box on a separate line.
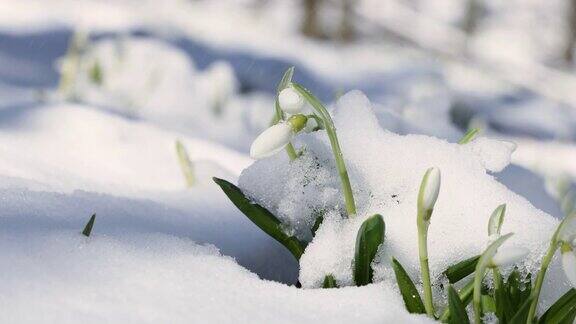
[443, 255, 480, 284]
[392, 257, 426, 314]
[213, 177, 305, 260]
[448, 285, 471, 324]
[538, 288, 576, 324]
[354, 214, 385, 286]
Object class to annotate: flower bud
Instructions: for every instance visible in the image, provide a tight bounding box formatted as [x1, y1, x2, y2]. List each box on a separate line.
[488, 204, 506, 236]
[279, 87, 305, 114]
[249, 115, 308, 159]
[250, 123, 294, 159]
[561, 243, 576, 288]
[490, 246, 529, 268]
[418, 167, 441, 215]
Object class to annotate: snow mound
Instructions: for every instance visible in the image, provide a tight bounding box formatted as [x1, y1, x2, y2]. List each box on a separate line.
[239, 90, 569, 303]
[0, 228, 431, 323]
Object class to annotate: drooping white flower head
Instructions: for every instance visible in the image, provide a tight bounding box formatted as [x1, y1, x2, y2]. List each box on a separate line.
[419, 167, 441, 212]
[250, 123, 294, 159]
[490, 246, 529, 268]
[249, 114, 308, 159]
[561, 247, 576, 288]
[278, 87, 305, 114]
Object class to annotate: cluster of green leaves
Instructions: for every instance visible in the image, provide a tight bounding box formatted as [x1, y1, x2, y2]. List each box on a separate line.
[394, 251, 575, 323]
[213, 177, 386, 288]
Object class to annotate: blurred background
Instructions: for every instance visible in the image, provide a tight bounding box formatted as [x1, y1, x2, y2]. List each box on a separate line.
[0, 0, 576, 219]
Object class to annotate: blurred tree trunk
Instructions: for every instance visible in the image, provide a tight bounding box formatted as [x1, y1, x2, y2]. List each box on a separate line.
[338, 0, 356, 42]
[462, 0, 481, 35]
[301, 0, 323, 38]
[564, 0, 576, 63]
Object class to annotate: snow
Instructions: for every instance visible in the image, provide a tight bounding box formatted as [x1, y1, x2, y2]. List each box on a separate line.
[0, 0, 575, 322]
[239, 91, 571, 306]
[0, 230, 430, 323]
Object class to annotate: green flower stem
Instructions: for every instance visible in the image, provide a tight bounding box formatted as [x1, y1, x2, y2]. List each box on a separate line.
[417, 217, 435, 318]
[473, 234, 513, 324]
[527, 212, 575, 323]
[291, 83, 357, 217]
[526, 239, 557, 323]
[493, 268, 502, 291]
[285, 143, 298, 160]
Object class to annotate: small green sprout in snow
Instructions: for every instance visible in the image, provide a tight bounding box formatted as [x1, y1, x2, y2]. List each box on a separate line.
[58, 30, 88, 99]
[458, 128, 480, 144]
[82, 214, 96, 237]
[175, 140, 195, 188]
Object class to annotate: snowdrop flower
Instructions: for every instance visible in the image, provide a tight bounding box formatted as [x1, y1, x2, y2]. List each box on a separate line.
[278, 86, 305, 114]
[250, 114, 308, 159]
[561, 244, 576, 288]
[489, 246, 529, 268]
[418, 167, 441, 217]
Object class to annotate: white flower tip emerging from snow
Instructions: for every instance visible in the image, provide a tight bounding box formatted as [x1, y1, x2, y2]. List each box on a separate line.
[278, 87, 305, 114]
[490, 246, 529, 268]
[419, 167, 441, 212]
[250, 123, 294, 159]
[561, 247, 576, 288]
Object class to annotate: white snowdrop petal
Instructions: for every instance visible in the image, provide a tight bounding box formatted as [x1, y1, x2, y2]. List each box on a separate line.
[491, 246, 529, 267]
[249, 123, 294, 159]
[422, 167, 441, 210]
[562, 251, 576, 288]
[558, 213, 576, 243]
[279, 87, 305, 114]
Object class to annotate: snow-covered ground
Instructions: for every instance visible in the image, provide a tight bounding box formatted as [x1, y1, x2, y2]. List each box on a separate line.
[0, 0, 575, 323]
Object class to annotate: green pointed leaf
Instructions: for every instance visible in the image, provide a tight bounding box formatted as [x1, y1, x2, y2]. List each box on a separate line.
[448, 285, 470, 324]
[538, 288, 576, 324]
[322, 274, 338, 288]
[508, 296, 533, 324]
[82, 214, 96, 237]
[458, 128, 480, 144]
[354, 214, 385, 286]
[213, 177, 305, 260]
[392, 257, 426, 314]
[444, 255, 480, 284]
